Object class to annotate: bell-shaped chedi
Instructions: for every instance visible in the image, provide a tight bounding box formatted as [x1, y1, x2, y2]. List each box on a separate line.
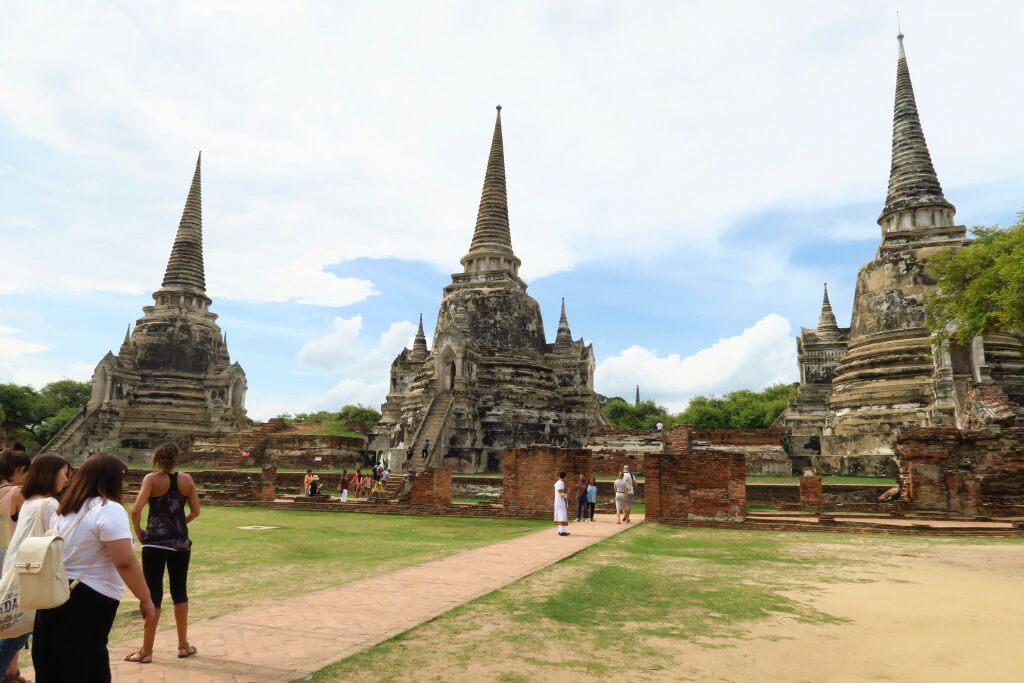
[372, 108, 607, 472]
[45, 154, 247, 463]
[818, 34, 1024, 473]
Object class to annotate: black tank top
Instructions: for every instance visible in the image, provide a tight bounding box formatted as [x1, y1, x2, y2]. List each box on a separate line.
[143, 473, 192, 552]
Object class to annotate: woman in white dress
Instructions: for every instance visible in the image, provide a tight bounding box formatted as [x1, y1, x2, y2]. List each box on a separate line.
[553, 471, 569, 536]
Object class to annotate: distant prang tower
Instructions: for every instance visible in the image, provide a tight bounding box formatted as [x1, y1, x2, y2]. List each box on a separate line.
[373, 107, 608, 471]
[45, 155, 248, 463]
[807, 33, 1024, 473]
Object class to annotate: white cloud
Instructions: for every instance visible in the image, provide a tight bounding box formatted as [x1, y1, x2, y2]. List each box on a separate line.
[595, 314, 797, 412]
[2, 2, 1022, 305]
[0, 328, 48, 360]
[294, 316, 418, 411]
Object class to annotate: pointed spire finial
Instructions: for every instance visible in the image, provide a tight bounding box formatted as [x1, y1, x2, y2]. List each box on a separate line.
[879, 30, 954, 228]
[555, 298, 573, 346]
[123, 324, 131, 345]
[460, 107, 521, 276]
[412, 313, 428, 358]
[635, 385, 641, 407]
[161, 153, 206, 293]
[817, 282, 839, 337]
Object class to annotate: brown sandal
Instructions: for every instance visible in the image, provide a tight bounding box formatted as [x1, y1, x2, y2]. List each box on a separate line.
[178, 644, 198, 659]
[124, 650, 153, 663]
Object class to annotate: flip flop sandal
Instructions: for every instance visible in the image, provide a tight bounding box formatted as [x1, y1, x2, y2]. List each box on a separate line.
[124, 650, 153, 664]
[178, 645, 198, 659]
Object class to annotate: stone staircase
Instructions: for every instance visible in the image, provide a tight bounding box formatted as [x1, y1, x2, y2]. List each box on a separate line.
[409, 394, 454, 472]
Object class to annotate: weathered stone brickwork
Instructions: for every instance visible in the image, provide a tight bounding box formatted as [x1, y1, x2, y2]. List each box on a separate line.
[372, 109, 606, 473]
[502, 446, 591, 518]
[896, 426, 1024, 515]
[584, 428, 663, 475]
[44, 155, 247, 464]
[645, 426, 746, 522]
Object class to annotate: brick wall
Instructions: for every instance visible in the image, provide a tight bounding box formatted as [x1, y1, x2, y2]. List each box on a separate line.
[692, 429, 782, 446]
[896, 426, 1024, 515]
[502, 446, 592, 518]
[646, 426, 746, 521]
[403, 468, 452, 508]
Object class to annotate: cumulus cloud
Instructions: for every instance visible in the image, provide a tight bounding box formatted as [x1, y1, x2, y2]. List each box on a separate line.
[3, 3, 1022, 305]
[595, 314, 797, 412]
[296, 316, 418, 412]
[0, 327, 48, 360]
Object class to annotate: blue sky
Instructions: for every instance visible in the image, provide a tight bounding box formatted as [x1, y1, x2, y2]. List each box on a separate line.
[2, 2, 1022, 417]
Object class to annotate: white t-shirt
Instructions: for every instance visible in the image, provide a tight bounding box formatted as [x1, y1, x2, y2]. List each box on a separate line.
[50, 497, 133, 601]
[3, 496, 59, 576]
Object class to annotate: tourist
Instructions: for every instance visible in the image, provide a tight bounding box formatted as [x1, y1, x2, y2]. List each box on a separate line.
[655, 421, 664, 432]
[0, 454, 71, 681]
[338, 470, 350, 502]
[0, 448, 32, 566]
[586, 477, 598, 521]
[381, 468, 390, 483]
[574, 474, 588, 522]
[125, 443, 200, 665]
[303, 469, 314, 496]
[554, 471, 570, 536]
[309, 474, 321, 496]
[622, 466, 636, 523]
[33, 453, 158, 681]
[352, 469, 361, 498]
[613, 472, 627, 525]
[421, 439, 429, 460]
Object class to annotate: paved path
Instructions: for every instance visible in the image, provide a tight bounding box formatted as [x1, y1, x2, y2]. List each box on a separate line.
[90, 516, 640, 682]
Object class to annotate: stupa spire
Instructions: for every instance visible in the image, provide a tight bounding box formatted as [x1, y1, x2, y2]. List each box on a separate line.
[161, 153, 206, 294]
[412, 313, 428, 358]
[555, 298, 573, 346]
[460, 106, 521, 277]
[879, 32, 954, 228]
[817, 283, 840, 338]
[123, 324, 131, 345]
[635, 385, 640, 407]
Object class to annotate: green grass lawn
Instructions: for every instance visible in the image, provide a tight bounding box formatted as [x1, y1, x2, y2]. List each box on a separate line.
[110, 506, 546, 645]
[311, 526, 1018, 682]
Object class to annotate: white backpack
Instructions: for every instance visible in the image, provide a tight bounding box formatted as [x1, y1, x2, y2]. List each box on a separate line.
[14, 503, 99, 610]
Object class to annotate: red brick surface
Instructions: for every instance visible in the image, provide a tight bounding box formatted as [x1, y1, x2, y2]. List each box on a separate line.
[896, 426, 1024, 515]
[646, 426, 746, 521]
[692, 428, 782, 446]
[799, 472, 824, 509]
[502, 447, 592, 518]
[403, 468, 452, 508]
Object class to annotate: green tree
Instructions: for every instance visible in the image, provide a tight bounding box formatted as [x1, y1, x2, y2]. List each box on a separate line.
[602, 398, 671, 431]
[0, 380, 91, 449]
[926, 213, 1024, 344]
[37, 380, 91, 416]
[336, 404, 381, 433]
[675, 383, 797, 429]
[0, 384, 45, 442]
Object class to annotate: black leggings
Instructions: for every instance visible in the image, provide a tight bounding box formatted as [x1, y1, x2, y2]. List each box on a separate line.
[142, 547, 191, 609]
[33, 582, 119, 683]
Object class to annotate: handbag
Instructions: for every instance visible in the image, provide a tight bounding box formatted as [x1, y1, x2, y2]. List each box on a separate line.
[14, 503, 99, 610]
[0, 568, 33, 638]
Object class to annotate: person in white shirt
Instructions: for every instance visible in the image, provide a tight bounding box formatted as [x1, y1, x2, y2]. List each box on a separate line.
[31, 454, 157, 683]
[622, 466, 636, 523]
[553, 472, 570, 536]
[0, 454, 71, 682]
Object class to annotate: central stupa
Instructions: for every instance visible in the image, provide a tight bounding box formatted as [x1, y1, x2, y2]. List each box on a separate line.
[373, 107, 607, 471]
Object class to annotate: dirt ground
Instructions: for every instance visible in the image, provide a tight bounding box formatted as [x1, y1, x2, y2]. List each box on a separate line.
[647, 542, 1024, 682]
[319, 531, 1024, 683]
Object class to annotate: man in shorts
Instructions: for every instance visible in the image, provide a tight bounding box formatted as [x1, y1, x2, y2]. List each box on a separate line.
[613, 473, 628, 525]
[622, 466, 636, 523]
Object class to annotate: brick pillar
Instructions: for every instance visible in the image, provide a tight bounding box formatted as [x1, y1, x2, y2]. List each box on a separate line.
[405, 467, 452, 508]
[259, 464, 277, 501]
[502, 446, 591, 518]
[645, 452, 662, 520]
[799, 468, 823, 510]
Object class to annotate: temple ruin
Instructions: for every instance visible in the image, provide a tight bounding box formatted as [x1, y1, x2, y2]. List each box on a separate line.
[372, 107, 608, 472]
[777, 33, 1024, 475]
[45, 154, 247, 463]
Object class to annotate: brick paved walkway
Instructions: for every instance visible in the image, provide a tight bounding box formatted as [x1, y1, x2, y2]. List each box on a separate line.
[55, 516, 640, 682]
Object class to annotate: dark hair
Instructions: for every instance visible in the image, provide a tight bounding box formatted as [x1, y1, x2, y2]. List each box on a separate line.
[21, 454, 71, 499]
[559, 471, 567, 479]
[58, 453, 125, 515]
[0, 449, 32, 481]
[152, 443, 179, 472]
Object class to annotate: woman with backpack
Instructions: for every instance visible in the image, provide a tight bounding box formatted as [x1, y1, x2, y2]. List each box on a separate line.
[31, 453, 158, 682]
[0, 454, 71, 683]
[125, 443, 200, 664]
